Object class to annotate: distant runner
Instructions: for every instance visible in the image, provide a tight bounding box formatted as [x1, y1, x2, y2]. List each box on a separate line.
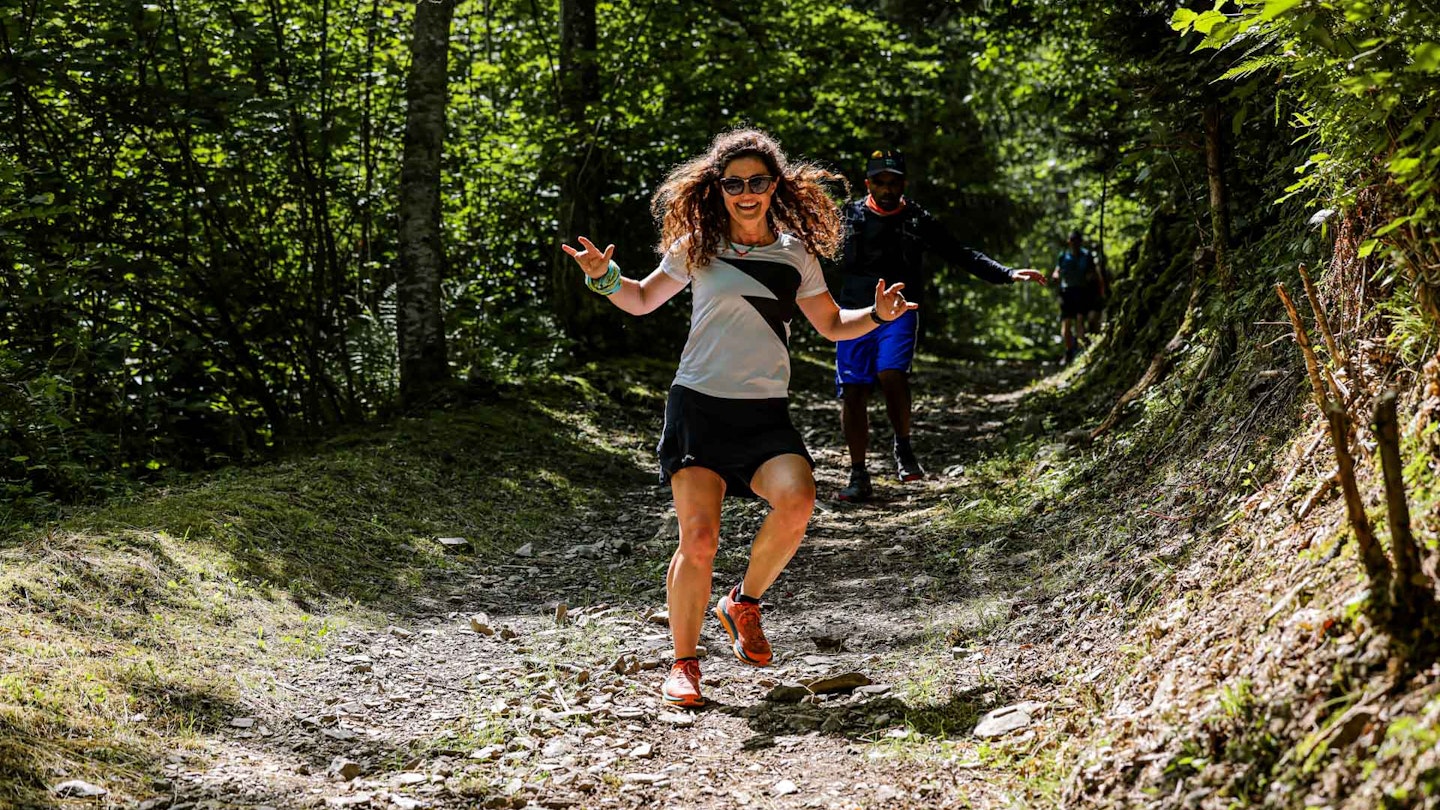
[1053, 229, 1106, 366]
[561, 130, 916, 708]
[833, 150, 1047, 502]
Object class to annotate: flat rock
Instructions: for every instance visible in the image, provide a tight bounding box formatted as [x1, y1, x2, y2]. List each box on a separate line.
[436, 536, 469, 548]
[52, 780, 107, 798]
[800, 672, 872, 694]
[647, 610, 670, 627]
[974, 701, 1045, 738]
[513, 542, 534, 558]
[772, 779, 799, 796]
[230, 717, 256, 728]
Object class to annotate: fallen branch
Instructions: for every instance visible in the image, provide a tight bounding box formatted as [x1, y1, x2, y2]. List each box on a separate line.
[1276, 283, 1392, 603]
[1373, 390, 1438, 622]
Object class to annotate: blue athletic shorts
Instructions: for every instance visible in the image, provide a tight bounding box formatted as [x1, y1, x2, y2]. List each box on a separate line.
[834, 310, 918, 396]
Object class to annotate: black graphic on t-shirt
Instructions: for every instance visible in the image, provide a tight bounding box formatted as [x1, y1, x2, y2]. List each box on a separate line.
[729, 259, 801, 346]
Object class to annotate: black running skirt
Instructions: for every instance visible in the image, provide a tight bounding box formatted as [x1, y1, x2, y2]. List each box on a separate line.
[657, 385, 814, 499]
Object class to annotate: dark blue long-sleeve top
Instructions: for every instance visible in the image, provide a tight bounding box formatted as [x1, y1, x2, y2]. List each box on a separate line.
[833, 198, 1015, 309]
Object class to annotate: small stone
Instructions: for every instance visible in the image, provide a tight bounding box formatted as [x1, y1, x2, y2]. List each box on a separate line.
[622, 773, 666, 784]
[629, 742, 653, 759]
[772, 779, 799, 797]
[658, 711, 695, 726]
[855, 684, 892, 697]
[328, 757, 362, 780]
[610, 654, 640, 675]
[763, 685, 811, 703]
[575, 544, 603, 559]
[513, 543, 534, 558]
[876, 784, 901, 802]
[391, 797, 423, 809]
[436, 536, 469, 548]
[499, 627, 518, 640]
[52, 780, 107, 798]
[653, 513, 680, 542]
[230, 717, 256, 728]
[811, 625, 846, 652]
[741, 735, 775, 751]
[394, 773, 427, 786]
[973, 702, 1042, 738]
[469, 614, 495, 635]
[387, 625, 413, 639]
[647, 610, 670, 627]
[800, 672, 872, 694]
[554, 603, 569, 625]
[324, 795, 373, 807]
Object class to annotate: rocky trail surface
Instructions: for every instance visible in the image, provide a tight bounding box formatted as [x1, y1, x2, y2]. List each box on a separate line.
[154, 360, 1096, 810]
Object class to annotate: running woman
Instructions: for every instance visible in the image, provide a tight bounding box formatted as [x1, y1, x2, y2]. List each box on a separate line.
[561, 129, 915, 708]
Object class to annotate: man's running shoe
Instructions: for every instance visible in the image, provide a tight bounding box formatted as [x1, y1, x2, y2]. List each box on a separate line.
[895, 438, 925, 482]
[713, 586, 772, 666]
[661, 658, 704, 708]
[836, 467, 873, 502]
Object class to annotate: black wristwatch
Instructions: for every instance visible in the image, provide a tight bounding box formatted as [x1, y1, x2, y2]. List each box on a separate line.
[869, 307, 890, 325]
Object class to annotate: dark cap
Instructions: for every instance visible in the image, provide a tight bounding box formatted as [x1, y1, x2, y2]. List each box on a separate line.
[865, 149, 906, 178]
[1068, 229, 1083, 241]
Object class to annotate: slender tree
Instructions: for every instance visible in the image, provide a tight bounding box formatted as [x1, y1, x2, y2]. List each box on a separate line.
[551, 0, 605, 342]
[397, 0, 455, 402]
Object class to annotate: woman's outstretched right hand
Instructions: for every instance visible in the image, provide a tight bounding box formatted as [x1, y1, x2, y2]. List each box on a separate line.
[560, 236, 615, 279]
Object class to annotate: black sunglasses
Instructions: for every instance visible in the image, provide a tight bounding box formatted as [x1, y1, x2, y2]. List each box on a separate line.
[718, 175, 775, 196]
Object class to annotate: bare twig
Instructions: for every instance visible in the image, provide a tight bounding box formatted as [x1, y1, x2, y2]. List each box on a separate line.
[1298, 263, 1353, 379]
[1373, 390, 1438, 620]
[1276, 284, 1392, 601]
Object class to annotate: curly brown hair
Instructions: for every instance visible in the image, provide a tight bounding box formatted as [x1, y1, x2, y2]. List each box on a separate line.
[651, 129, 849, 272]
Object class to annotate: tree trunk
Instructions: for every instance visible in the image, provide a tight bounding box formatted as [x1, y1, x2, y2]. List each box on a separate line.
[1204, 101, 1237, 355]
[551, 0, 607, 344]
[397, 0, 454, 403]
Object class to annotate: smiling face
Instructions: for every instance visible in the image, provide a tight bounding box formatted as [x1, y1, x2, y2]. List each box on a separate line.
[719, 156, 776, 232]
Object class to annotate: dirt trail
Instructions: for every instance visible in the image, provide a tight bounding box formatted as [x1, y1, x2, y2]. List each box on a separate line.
[164, 359, 1084, 810]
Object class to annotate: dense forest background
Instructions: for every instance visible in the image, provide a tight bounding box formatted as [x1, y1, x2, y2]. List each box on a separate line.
[3, 0, 1437, 522]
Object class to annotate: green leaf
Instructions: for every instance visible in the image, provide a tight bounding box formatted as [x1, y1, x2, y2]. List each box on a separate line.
[1408, 42, 1440, 73]
[1261, 0, 1306, 21]
[1170, 8, 1199, 31]
[1191, 10, 1227, 35]
[1358, 239, 1380, 258]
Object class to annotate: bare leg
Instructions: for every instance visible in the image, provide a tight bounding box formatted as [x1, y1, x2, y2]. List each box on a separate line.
[840, 384, 871, 469]
[741, 454, 816, 599]
[1061, 318, 1076, 354]
[876, 369, 912, 439]
[666, 467, 725, 658]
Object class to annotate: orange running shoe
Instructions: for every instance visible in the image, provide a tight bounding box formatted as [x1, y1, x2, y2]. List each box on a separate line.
[713, 586, 773, 666]
[661, 658, 704, 708]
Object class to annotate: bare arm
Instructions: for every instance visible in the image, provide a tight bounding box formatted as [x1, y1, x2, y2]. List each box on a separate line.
[560, 236, 687, 315]
[798, 279, 918, 342]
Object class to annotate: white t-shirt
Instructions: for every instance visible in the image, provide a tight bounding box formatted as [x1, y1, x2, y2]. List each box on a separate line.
[659, 233, 829, 399]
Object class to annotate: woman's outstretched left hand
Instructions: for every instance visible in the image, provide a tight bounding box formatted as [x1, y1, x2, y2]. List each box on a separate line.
[873, 279, 920, 321]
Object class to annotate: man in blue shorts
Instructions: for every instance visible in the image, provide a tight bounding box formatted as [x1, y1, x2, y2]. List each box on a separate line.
[833, 150, 1047, 501]
[1053, 230, 1106, 366]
